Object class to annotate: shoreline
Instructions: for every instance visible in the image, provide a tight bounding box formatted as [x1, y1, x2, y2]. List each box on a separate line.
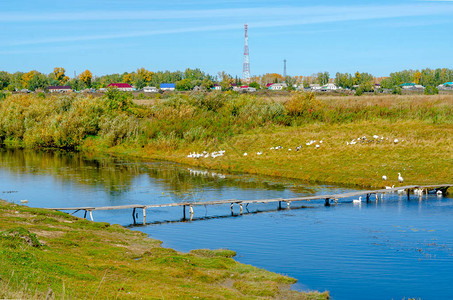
[0, 199, 329, 299]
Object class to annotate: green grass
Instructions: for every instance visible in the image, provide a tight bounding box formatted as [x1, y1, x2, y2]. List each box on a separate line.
[0, 92, 452, 188]
[0, 200, 328, 299]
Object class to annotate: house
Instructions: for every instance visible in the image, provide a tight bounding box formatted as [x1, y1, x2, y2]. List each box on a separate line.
[143, 86, 158, 93]
[160, 83, 175, 91]
[309, 84, 321, 91]
[48, 86, 73, 93]
[401, 83, 416, 89]
[212, 84, 221, 91]
[193, 86, 201, 91]
[438, 82, 453, 90]
[413, 85, 425, 90]
[268, 83, 287, 90]
[107, 83, 133, 91]
[375, 83, 381, 90]
[321, 83, 338, 91]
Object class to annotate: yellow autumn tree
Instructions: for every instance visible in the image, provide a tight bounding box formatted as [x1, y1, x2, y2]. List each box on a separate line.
[79, 70, 92, 87]
[123, 73, 133, 84]
[261, 73, 284, 85]
[136, 68, 153, 82]
[22, 70, 38, 89]
[51, 67, 69, 85]
[414, 71, 422, 84]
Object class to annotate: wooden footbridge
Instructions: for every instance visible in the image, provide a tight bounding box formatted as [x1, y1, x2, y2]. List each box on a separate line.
[48, 184, 452, 224]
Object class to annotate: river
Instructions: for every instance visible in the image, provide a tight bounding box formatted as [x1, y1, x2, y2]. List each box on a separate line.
[1, 148, 452, 300]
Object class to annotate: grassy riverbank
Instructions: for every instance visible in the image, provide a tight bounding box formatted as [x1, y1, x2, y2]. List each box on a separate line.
[0, 92, 452, 188]
[0, 200, 327, 299]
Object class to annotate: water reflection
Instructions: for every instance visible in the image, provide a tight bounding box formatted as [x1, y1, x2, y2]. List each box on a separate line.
[0, 148, 321, 203]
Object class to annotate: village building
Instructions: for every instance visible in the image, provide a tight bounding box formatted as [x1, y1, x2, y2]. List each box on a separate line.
[212, 84, 221, 91]
[401, 83, 425, 90]
[143, 86, 158, 93]
[160, 83, 176, 91]
[48, 86, 73, 93]
[309, 84, 321, 91]
[438, 82, 453, 90]
[268, 83, 287, 90]
[321, 83, 338, 91]
[107, 83, 133, 91]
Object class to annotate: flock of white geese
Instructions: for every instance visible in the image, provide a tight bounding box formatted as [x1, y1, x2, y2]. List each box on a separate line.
[187, 135, 406, 159]
[353, 173, 442, 204]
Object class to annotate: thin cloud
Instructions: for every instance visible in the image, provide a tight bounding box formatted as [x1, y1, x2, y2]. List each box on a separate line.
[1, 3, 452, 23]
[3, 3, 453, 47]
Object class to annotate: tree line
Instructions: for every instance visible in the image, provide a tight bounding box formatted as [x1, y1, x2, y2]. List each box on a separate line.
[1, 67, 452, 92]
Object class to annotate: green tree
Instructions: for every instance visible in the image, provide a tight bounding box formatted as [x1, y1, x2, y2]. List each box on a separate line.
[201, 78, 214, 90]
[0, 71, 11, 90]
[249, 81, 260, 89]
[424, 85, 439, 95]
[28, 72, 49, 91]
[284, 76, 296, 90]
[175, 78, 194, 91]
[316, 72, 329, 85]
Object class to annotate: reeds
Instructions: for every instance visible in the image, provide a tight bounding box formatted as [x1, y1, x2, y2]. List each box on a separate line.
[0, 92, 451, 152]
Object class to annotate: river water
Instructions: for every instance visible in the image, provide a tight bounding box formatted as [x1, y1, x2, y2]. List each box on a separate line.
[1, 149, 452, 300]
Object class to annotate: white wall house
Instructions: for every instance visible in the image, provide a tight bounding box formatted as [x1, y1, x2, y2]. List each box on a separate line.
[143, 86, 158, 93]
[213, 84, 221, 91]
[309, 84, 321, 91]
[268, 83, 287, 90]
[321, 83, 338, 91]
[48, 86, 73, 93]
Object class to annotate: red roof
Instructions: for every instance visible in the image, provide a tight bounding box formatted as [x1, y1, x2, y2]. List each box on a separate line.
[241, 85, 249, 88]
[107, 83, 132, 88]
[266, 83, 273, 87]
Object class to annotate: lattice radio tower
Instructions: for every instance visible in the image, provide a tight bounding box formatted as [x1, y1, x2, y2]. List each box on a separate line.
[242, 24, 250, 83]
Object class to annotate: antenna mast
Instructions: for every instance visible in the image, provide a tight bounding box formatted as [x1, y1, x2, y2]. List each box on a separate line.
[242, 24, 250, 83]
[283, 59, 287, 78]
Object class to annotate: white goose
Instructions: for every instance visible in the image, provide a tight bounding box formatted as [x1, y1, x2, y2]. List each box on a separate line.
[398, 173, 404, 183]
[353, 196, 362, 204]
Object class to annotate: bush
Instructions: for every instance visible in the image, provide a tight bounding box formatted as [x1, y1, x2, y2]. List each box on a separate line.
[424, 85, 439, 95]
[104, 87, 133, 111]
[284, 92, 322, 117]
[392, 86, 402, 95]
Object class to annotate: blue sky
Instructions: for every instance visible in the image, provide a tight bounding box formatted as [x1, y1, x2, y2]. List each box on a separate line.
[1, 0, 452, 78]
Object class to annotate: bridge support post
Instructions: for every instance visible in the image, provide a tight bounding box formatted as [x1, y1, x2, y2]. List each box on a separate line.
[143, 207, 146, 225]
[183, 205, 186, 220]
[278, 201, 281, 209]
[230, 203, 234, 214]
[132, 208, 136, 224]
[407, 189, 410, 200]
[287, 201, 291, 209]
[325, 198, 330, 206]
[240, 204, 243, 214]
[84, 210, 87, 219]
[366, 194, 370, 202]
[89, 210, 93, 221]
